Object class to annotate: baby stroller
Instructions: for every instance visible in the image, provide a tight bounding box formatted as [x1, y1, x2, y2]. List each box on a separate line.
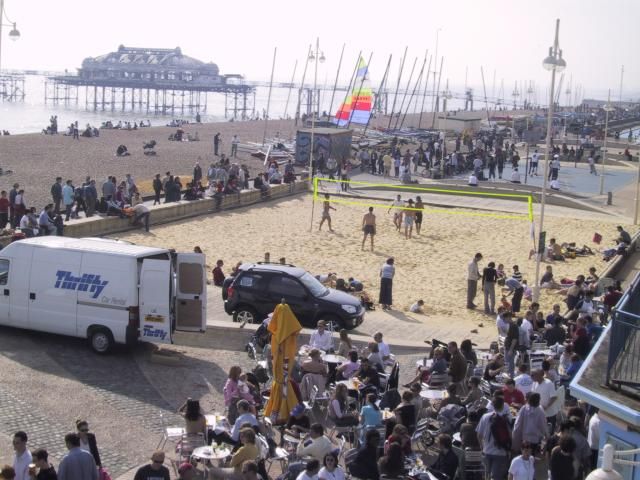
[143, 140, 157, 156]
[412, 404, 466, 450]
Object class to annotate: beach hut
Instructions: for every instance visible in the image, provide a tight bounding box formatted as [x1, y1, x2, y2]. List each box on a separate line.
[294, 128, 353, 166]
[264, 302, 303, 423]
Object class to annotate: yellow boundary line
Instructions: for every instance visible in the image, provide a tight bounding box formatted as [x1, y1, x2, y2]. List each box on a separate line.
[312, 177, 535, 222]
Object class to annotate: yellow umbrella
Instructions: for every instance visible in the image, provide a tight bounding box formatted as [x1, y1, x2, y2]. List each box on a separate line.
[264, 302, 303, 423]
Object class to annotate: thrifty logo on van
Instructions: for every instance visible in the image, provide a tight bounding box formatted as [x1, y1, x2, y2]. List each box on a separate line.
[143, 325, 168, 340]
[54, 271, 109, 299]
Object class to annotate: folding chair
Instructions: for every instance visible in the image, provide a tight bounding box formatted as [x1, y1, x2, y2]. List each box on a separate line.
[180, 433, 206, 463]
[428, 373, 449, 388]
[463, 448, 485, 480]
[156, 412, 185, 449]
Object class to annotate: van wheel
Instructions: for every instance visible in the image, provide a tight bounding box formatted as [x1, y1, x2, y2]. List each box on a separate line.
[89, 328, 114, 354]
[319, 314, 344, 331]
[234, 306, 258, 324]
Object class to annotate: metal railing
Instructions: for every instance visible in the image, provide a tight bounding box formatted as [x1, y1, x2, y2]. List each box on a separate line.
[606, 272, 640, 392]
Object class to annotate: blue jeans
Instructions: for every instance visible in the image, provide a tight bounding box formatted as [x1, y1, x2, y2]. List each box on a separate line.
[505, 350, 516, 377]
[484, 453, 509, 480]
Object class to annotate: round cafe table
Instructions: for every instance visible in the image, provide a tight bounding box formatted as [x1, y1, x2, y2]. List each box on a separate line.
[322, 354, 346, 364]
[415, 359, 434, 368]
[283, 434, 302, 444]
[192, 446, 231, 461]
[419, 388, 446, 400]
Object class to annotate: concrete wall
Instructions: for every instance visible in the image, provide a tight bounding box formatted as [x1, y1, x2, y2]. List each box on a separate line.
[60, 182, 309, 238]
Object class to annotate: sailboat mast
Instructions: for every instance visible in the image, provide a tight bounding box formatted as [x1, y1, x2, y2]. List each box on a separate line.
[347, 51, 374, 129]
[393, 56, 417, 130]
[327, 43, 345, 122]
[418, 54, 432, 129]
[336, 51, 363, 128]
[387, 46, 408, 129]
[400, 54, 427, 129]
[283, 60, 298, 120]
[263, 47, 277, 144]
[364, 53, 392, 136]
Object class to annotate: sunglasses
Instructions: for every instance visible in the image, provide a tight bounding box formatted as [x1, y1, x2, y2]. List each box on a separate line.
[79, 429, 89, 433]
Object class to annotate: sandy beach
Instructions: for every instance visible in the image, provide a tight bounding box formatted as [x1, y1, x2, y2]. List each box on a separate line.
[113, 195, 620, 328]
[0, 108, 524, 211]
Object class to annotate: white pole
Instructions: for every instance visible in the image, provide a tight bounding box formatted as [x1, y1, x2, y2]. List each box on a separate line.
[308, 38, 319, 232]
[533, 19, 561, 303]
[0, 0, 5, 74]
[599, 89, 611, 195]
[634, 153, 640, 225]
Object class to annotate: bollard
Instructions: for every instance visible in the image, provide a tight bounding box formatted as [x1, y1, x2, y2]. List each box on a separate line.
[607, 192, 613, 205]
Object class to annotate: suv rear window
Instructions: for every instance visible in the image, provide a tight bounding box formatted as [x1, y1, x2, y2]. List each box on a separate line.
[269, 276, 306, 297]
[238, 273, 267, 289]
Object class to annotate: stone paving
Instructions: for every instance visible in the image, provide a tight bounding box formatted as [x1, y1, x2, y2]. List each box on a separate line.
[0, 322, 427, 480]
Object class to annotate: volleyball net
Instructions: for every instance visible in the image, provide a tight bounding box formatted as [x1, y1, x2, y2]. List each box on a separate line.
[311, 177, 535, 222]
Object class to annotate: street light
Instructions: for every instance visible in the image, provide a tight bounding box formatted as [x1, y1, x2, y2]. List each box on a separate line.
[599, 91, 614, 195]
[440, 86, 452, 178]
[533, 18, 566, 303]
[0, 0, 20, 73]
[308, 38, 325, 231]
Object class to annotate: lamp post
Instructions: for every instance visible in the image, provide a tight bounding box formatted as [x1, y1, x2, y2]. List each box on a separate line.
[307, 38, 325, 232]
[440, 86, 452, 178]
[0, 0, 21, 73]
[599, 90, 614, 195]
[307, 38, 325, 182]
[634, 151, 640, 225]
[533, 18, 566, 303]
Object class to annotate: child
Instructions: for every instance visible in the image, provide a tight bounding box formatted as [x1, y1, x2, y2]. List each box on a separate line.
[409, 299, 425, 313]
[212, 260, 225, 286]
[512, 265, 523, 282]
[496, 263, 506, 286]
[501, 296, 512, 311]
[522, 280, 533, 302]
[360, 292, 375, 311]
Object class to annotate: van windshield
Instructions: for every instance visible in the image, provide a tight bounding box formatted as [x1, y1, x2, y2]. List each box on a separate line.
[299, 272, 329, 297]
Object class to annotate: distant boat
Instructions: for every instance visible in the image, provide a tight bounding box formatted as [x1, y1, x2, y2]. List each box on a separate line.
[333, 57, 372, 127]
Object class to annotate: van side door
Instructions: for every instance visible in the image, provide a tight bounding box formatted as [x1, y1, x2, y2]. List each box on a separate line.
[139, 258, 172, 344]
[29, 248, 81, 336]
[0, 259, 10, 325]
[174, 253, 206, 332]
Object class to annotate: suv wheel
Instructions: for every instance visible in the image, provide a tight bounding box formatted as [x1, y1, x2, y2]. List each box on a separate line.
[234, 306, 258, 324]
[318, 314, 344, 331]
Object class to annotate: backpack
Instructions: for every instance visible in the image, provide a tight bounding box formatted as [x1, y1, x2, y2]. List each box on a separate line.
[490, 413, 511, 451]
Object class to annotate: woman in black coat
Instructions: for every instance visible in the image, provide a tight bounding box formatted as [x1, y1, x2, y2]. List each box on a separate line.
[76, 419, 101, 467]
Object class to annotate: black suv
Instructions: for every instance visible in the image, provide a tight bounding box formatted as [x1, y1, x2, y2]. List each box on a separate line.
[223, 263, 365, 329]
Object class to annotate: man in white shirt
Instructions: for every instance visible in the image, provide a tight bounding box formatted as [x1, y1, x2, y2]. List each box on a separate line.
[128, 203, 150, 232]
[309, 320, 333, 352]
[496, 310, 510, 337]
[373, 331, 391, 362]
[514, 364, 534, 395]
[468, 173, 478, 186]
[388, 194, 404, 231]
[296, 424, 334, 462]
[467, 253, 483, 309]
[38, 205, 55, 235]
[13, 431, 33, 480]
[531, 369, 558, 430]
[510, 169, 521, 183]
[529, 150, 539, 175]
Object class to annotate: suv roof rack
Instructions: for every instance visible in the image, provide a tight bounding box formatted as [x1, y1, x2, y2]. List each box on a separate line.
[256, 261, 297, 267]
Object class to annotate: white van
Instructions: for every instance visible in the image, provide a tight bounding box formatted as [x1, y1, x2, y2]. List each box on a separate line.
[0, 237, 206, 353]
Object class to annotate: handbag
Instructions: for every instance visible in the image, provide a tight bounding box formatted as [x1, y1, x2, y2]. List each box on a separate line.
[99, 467, 112, 480]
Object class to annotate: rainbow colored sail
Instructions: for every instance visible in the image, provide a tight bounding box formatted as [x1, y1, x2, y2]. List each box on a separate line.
[334, 57, 372, 127]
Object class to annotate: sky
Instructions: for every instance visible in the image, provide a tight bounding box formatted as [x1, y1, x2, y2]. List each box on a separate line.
[1, 0, 638, 102]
